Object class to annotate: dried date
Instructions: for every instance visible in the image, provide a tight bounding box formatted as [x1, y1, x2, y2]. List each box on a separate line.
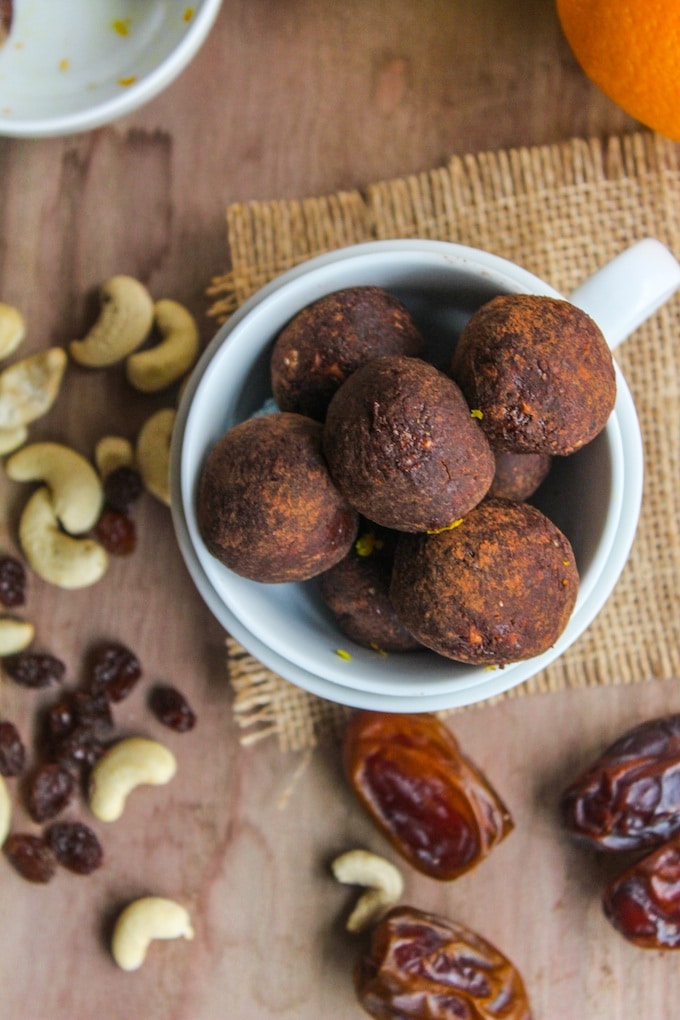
[343, 712, 513, 880]
[0, 719, 25, 776]
[355, 906, 533, 1020]
[3, 651, 66, 689]
[0, 554, 26, 607]
[4, 833, 57, 884]
[88, 641, 141, 703]
[149, 684, 196, 733]
[25, 762, 76, 822]
[561, 713, 680, 852]
[602, 834, 680, 948]
[45, 821, 104, 875]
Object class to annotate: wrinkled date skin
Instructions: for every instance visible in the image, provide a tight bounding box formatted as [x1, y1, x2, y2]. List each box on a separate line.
[561, 714, 680, 851]
[355, 906, 533, 1020]
[343, 712, 513, 880]
[603, 833, 680, 948]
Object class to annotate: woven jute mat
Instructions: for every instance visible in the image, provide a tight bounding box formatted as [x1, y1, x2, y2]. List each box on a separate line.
[207, 130, 680, 752]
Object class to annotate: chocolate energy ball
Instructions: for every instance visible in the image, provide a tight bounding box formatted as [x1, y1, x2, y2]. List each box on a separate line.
[390, 497, 579, 665]
[318, 524, 422, 652]
[271, 286, 426, 421]
[451, 294, 616, 455]
[197, 412, 358, 583]
[323, 355, 495, 532]
[488, 449, 552, 501]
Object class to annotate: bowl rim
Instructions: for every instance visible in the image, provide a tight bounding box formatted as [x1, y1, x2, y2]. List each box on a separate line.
[0, 0, 223, 138]
[170, 239, 644, 711]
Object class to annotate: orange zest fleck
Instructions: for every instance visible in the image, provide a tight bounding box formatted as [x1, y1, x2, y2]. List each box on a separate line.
[112, 19, 132, 37]
[58, 58, 70, 72]
[183, 7, 195, 22]
[470, 408, 484, 420]
[335, 649, 352, 661]
[369, 643, 388, 658]
[118, 76, 137, 88]
[427, 518, 464, 535]
[355, 530, 384, 557]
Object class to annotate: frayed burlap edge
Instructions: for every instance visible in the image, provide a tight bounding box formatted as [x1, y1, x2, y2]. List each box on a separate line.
[208, 130, 680, 752]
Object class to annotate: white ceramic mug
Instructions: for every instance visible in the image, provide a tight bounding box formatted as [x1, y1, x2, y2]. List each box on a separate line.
[171, 239, 680, 712]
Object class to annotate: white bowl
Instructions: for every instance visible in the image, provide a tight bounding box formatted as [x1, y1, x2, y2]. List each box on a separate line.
[0, 0, 222, 137]
[171, 240, 676, 711]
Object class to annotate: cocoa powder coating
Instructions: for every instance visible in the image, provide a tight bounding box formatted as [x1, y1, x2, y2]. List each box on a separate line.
[197, 412, 359, 582]
[271, 286, 425, 421]
[322, 355, 495, 532]
[390, 497, 579, 664]
[451, 294, 616, 455]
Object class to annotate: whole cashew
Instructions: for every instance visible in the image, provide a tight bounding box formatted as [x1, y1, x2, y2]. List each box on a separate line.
[111, 897, 194, 971]
[0, 425, 27, 457]
[94, 435, 135, 479]
[88, 737, 177, 822]
[7, 442, 104, 534]
[126, 299, 199, 393]
[19, 486, 109, 589]
[136, 408, 175, 506]
[0, 347, 67, 430]
[69, 276, 154, 367]
[0, 302, 26, 361]
[0, 617, 34, 656]
[0, 774, 11, 848]
[331, 849, 404, 933]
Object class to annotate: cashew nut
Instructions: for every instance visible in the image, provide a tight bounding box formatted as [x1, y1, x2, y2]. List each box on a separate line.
[69, 276, 154, 367]
[0, 302, 26, 361]
[0, 775, 11, 848]
[18, 486, 108, 589]
[136, 408, 175, 506]
[88, 737, 177, 823]
[331, 849, 404, 933]
[0, 425, 27, 457]
[111, 897, 194, 971]
[126, 299, 199, 393]
[94, 435, 135, 479]
[0, 617, 34, 656]
[0, 347, 67, 430]
[7, 442, 104, 534]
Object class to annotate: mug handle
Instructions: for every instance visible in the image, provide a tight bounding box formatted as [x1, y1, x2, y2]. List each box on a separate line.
[568, 238, 680, 351]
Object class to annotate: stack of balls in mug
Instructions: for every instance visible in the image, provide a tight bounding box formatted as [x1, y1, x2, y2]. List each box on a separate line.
[197, 285, 616, 667]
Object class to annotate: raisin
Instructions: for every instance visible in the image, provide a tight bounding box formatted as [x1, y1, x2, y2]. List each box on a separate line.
[88, 641, 142, 703]
[0, 555, 26, 608]
[25, 762, 76, 822]
[45, 821, 104, 875]
[103, 465, 143, 512]
[3, 652, 66, 689]
[149, 684, 196, 733]
[53, 727, 106, 772]
[0, 720, 26, 776]
[4, 833, 57, 883]
[94, 509, 137, 556]
[43, 696, 77, 744]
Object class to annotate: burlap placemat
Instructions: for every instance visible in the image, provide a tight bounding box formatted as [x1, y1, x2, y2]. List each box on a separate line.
[207, 130, 680, 751]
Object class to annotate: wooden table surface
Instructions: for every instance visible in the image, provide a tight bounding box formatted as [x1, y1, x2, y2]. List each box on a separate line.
[1, 3, 678, 1018]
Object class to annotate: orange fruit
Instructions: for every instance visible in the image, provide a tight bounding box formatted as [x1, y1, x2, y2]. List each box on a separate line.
[556, 0, 680, 140]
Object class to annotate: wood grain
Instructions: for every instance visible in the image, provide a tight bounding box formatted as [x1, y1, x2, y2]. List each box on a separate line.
[1, 2, 676, 1018]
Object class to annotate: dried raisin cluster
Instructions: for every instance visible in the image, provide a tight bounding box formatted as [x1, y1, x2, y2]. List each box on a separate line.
[1, 637, 196, 885]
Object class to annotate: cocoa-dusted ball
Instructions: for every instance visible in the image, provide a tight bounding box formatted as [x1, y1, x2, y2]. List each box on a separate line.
[451, 294, 616, 455]
[322, 355, 495, 533]
[271, 286, 425, 421]
[390, 497, 579, 665]
[318, 524, 422, 653]
[488, 449, 552, 502]
[197, 413, 358, 583]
